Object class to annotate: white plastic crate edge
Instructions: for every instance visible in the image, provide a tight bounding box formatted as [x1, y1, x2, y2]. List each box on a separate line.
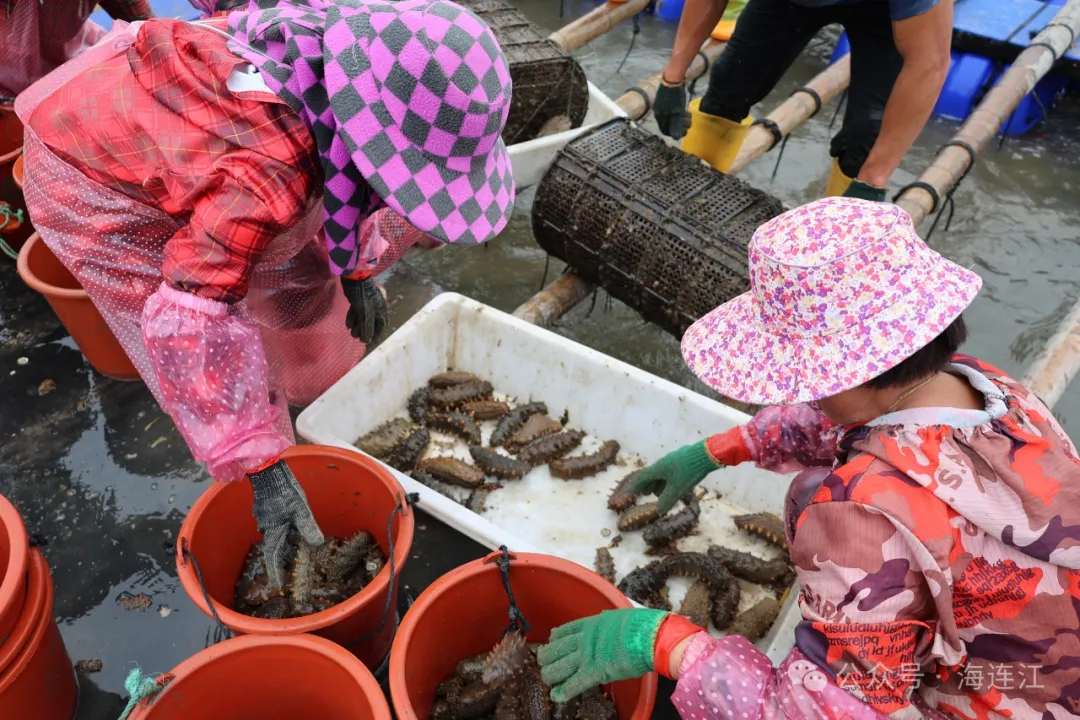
[296, 293, 799, 664]
[507, 81, 627, 191]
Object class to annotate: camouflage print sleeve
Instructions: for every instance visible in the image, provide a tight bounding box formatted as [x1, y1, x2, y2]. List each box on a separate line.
[791, 498, 961, 717]
[741, 403, 839, 474]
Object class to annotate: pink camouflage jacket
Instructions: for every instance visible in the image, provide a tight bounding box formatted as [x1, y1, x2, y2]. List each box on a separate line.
[671, 355, 1080, 720]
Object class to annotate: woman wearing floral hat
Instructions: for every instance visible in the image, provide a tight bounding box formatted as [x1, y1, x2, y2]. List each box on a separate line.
[538, 197, 1080, 719]
[17, 0, 514, 587]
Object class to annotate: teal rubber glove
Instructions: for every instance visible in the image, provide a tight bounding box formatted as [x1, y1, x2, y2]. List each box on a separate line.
[538, 608, 668, 703]
[842, 179, 886, 202]
[628, 440, 719, 514]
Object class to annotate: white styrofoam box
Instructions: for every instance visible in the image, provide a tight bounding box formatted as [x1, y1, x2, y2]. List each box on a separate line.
[297, 293, 799, 662]
[507, 82, 626, 191]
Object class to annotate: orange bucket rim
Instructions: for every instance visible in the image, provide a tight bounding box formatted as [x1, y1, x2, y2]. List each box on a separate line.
[0, 494, 30, 649]
[16, 233, 89, 301]
[175, 445, 415, 636]
[126, 633, 392, 719]
[11, 154, 22, 189]
[0, 549, 49, 684]
[388, 550, 660, 717]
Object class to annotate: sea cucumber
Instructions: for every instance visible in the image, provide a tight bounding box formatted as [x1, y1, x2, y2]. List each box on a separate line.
[289, 539, 316, 614]
[454, 652, 490, 684]
[417, 457, 485, 488]
[642, 503, 699, 548]
[616, 561, 667, 606]
[425, 411, 482, 444]
[448, 680, 501, 719]
[679, 579, 712, 629]
[410, 469, 462, 498]
[515, 430, 586, 466]
[710, 580, 741, 631]
[727, 597, 781, 642]
[429, 379, 494, 410]
[354, 417, 413, 460]
[658, 552, 732, 591]
[594, 547, 616, 584]
[616, 501, 660, 531]
[706, 545, 794, 586]
[469, 445, 532, 479]
[361, 543, 385, 584]
[482, 631, 531, 686]
[463, 399, 511, 420]
[315, 530, 375, 582]
[408, 387, 430, 423]
[516, 654, 551, 720]
[429, 371, 483, 388]
[505, 414, 562, 451]
[549, 440, 620, 480]
[576, 687, 617, 720]
[388, 426, 429, 473]
[733, 512, 788, 550]
[465, 484, 501, 513]
[490, 402, 548, 447]
[607, 470, 641, 511]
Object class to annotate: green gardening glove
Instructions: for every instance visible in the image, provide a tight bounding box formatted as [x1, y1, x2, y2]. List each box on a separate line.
[628, 440, 719, 514]
[842, 179, 886, 202]
[538, 608, 668, 703]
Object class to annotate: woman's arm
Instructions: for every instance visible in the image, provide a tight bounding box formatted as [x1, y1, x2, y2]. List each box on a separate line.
[666, 499, 954, 719]
[663, 0, 728, 82]
[738, 403, 838, 473]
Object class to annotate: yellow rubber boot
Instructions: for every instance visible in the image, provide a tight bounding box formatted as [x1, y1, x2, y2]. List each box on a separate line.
[825, 158, 853, 197]
[680, 98, 752, 173]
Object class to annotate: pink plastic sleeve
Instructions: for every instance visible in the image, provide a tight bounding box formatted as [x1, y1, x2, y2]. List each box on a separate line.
[673, 636, 888, 720]
[740, 403, 839, 474]
[141, 283, 293, 482]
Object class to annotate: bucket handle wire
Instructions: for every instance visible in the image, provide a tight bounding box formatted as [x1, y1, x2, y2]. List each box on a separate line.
[484, 546, 531, 636]
[180, 539, 234, 648]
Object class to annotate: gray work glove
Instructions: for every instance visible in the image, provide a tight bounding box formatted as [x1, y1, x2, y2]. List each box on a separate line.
[654, 80, 691, 140]
[249, 459, 325, 588]
[341, 276, 389, 344]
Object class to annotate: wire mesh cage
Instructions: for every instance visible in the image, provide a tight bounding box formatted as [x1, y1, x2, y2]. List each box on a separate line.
[457, 0, 589, 143]
[531, 118, 786, 338]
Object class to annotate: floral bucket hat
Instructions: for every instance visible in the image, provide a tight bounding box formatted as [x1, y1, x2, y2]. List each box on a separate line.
[228, 0, 514, 274]
[681, 198, 983, 405]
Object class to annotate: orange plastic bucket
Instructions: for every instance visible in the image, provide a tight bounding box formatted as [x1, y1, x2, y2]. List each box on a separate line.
[0, 549, 77, 720]
[0, 494, 29, 646]
[389, 550, 659, 719]
[16, 232, 140, 380]
[125, 634, 392, 719]
[0, 104, 32, 256]
[176, 445, 415, 670]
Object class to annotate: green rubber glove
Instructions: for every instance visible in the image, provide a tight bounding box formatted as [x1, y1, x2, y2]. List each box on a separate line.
[538, 608, 668, 703]
[654, 81, 691, 140]
[628, 440, 719, 514]
[842, 179, 886, 202]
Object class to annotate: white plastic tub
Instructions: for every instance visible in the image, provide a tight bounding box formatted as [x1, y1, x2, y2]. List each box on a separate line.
[297, 293, 799, 662]
[507, 82, 627, 191]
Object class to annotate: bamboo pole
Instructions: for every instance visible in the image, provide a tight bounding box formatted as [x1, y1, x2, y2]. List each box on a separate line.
[896, 0, 1080, 227]
[550, 0, 653, 53]
[515, 50, 853, 326]
[1023, 301, 1080, 408]
[729, 54, 850, 173]
[616, 39, 729, 118]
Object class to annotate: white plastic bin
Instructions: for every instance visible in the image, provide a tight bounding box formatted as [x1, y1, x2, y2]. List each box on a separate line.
[507, 82, 627, 191]
[297, 293, 799, 662]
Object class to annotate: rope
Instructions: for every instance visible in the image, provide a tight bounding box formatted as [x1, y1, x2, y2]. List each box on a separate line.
[894, 139, 977, 240]
[792, 86, 823, 118]
[607, 12, 642, 81]
[1027, 40, 1062, 61]
[495, 546, 531, 635]
[340, 492, 419, 652]
[180, 541, 234, 648]
[0, 205, 24, 261]
[829, 89, 847, 131]
[1041, 21, 1077, 49]
[624, 86, 651, 116]
[686, 50, 711, 100]
[752, 117, 783, 151]
[117, 668, 173, 720]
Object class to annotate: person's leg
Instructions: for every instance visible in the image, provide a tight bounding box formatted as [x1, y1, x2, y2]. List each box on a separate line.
[698, 0, 823, 121]
[830, 4, 905, 183]
[685, 0, 823, 172]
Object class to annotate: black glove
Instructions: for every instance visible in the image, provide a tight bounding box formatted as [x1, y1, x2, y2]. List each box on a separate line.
[341, 276, 388, 344]
[842, 179, 887, 202]
[249, 459, 325, 588]
[654, 81, 691, 140]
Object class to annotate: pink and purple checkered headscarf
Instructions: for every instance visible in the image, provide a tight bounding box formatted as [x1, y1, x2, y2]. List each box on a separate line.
[227, 0, 515, 275]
